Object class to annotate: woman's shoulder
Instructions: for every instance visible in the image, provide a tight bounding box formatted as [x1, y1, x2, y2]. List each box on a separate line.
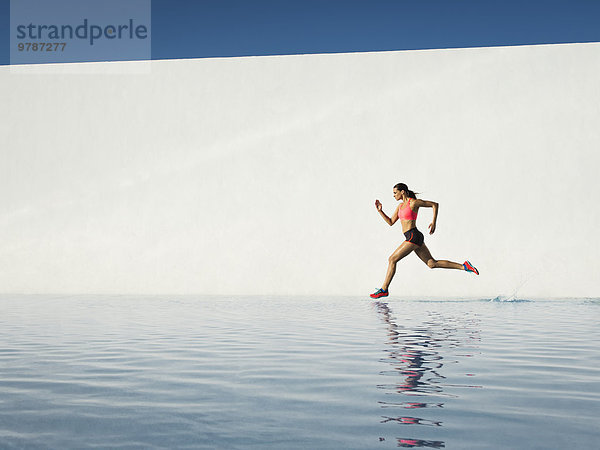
[411, 198, 425, 209]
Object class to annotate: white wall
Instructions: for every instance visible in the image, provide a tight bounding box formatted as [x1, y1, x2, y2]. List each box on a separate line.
[1, 43, 599, 298]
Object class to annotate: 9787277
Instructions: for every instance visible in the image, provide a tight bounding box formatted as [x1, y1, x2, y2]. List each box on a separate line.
[17, 42, 67, 51]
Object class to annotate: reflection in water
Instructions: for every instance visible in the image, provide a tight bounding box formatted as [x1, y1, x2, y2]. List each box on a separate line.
[381, 416, 442, 426]
[397, 438, 446, 448]
[373, 301, 481, 448]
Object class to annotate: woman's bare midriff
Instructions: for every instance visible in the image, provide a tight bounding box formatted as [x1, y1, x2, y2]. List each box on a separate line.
[401, 219, 417, 233]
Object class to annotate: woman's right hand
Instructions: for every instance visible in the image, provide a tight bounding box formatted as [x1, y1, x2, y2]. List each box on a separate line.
[375, 199, 382, 212]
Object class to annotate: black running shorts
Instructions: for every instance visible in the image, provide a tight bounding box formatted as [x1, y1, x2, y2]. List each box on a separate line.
[404, 228, 424, 246]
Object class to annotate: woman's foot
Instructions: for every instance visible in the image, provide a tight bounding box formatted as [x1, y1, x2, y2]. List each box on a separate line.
[463, 260, 479, 275]
[370, 288, 389, 299]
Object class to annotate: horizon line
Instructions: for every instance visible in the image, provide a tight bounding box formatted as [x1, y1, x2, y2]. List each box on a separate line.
[3, 40, 599, 68]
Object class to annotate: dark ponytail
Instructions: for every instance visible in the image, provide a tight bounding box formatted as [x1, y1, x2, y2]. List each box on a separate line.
[394, 182, 418, 199]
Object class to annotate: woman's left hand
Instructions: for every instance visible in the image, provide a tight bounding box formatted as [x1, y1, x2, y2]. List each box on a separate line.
[428, 222, 436, 234]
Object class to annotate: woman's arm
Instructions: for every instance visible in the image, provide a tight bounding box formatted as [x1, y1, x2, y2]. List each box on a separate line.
[414, 199, 439, 234]
[375, 200, 399, 226]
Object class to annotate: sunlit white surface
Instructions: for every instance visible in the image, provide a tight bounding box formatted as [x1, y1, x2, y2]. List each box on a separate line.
[1, 43, 599, 296]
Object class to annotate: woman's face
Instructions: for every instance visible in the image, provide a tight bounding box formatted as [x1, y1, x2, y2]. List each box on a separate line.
[393, 188, 402, 201]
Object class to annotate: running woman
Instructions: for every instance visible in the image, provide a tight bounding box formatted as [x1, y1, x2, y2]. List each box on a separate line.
[370, 183, 478, 299]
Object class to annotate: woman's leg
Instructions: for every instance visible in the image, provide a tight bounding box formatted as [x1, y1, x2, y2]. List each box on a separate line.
[382, 241, 419, 290]
[414, 244, 464, 270]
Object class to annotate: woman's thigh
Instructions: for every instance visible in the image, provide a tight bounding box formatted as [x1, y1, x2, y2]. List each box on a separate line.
[414, 243, 434, 265]
[389, 241, 419, 262]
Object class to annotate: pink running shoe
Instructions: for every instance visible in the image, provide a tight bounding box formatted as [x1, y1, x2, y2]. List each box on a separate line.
[463, 260, 479, 275]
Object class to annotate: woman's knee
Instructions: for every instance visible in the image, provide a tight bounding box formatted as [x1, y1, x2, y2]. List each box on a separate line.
[427, 259, 437, 269]
[388, 254, 399, 264]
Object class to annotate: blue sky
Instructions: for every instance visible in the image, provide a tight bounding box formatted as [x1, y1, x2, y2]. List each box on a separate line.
[1, 0, 600, 64]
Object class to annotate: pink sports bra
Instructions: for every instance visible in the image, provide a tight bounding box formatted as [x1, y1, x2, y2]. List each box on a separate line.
[398, 199, 418, 221]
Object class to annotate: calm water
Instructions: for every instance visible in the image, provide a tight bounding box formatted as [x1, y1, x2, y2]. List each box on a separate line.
[0, 295, 598, 449]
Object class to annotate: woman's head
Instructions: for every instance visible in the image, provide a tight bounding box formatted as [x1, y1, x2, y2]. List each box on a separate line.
[393, 183, 417, 199]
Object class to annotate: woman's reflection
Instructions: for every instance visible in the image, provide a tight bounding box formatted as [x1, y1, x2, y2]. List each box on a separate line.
[373, 301, 480, 448]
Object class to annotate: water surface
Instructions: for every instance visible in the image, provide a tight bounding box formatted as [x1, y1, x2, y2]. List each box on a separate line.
[0, 295, 598, 449]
